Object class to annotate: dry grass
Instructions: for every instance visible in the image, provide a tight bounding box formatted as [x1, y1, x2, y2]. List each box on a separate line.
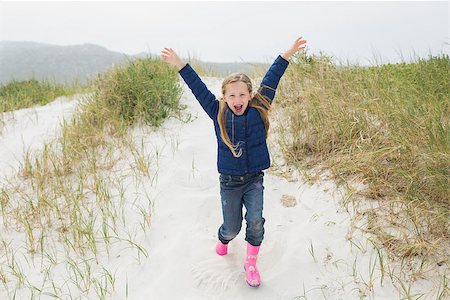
[273, 51, 449, 296]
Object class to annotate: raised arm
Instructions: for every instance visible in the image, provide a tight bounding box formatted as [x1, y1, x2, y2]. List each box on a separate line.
[161, 48, 218, 119]
[258, 36, 307, 103]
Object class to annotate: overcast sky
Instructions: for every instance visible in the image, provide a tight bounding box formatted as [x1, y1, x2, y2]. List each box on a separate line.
[0, 1, 448, 64]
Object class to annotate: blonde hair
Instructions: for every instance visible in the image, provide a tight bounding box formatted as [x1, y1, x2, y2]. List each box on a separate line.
[218, 73, 271, 158]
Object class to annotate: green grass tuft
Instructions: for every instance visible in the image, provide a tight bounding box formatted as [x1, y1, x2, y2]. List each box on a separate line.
[0, 79, 77, 113]
[93, 57, 183, 127]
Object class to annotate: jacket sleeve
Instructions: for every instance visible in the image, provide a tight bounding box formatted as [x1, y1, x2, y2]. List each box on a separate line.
[257, 55, 289, 104]
[179, 64, 219, 120]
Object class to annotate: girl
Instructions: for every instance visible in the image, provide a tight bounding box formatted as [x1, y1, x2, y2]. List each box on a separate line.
[161, 36, 307, 287]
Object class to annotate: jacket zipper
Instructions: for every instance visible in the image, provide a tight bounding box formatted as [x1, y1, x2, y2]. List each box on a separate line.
[245, 115, 249, 173]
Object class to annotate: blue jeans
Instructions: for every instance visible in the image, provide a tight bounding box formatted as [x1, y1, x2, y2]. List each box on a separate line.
[218, 171, 265, 246]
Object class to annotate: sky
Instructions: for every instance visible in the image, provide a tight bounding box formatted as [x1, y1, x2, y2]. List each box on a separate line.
[0, 1, 448, 65]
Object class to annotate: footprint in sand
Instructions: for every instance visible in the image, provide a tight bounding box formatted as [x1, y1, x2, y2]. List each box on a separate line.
[191, 258, 242, 291]
[280, 194, 297, 207]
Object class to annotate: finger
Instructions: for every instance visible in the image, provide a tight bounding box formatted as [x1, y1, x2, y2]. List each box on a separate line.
[296, 40, 306, 46]
[294, 37, 303, 45]
[297, 40, 307, 48]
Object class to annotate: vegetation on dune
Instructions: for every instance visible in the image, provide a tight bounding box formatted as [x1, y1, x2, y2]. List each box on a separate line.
[0, 79, 77, 113]
[0, 56, 183, 298]
[93, 57, 183, 127]
[275, 52, 449, 294]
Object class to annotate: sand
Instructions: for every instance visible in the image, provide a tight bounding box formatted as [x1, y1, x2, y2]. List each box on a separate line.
[0, 77, 439, 299]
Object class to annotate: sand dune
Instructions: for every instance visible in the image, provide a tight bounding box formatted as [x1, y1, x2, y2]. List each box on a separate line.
[1, 78, 437, 299]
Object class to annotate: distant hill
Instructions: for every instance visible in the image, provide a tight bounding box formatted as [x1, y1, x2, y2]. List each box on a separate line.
[0, 41, 269, 85]
[0, 41, 131, 85]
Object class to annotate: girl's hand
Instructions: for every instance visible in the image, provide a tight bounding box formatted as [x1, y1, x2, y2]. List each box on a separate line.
[282, 36, 307, 60]
[161, 48, 186, 70]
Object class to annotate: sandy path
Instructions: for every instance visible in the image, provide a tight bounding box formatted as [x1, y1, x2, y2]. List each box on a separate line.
[110, 78, 399, 300]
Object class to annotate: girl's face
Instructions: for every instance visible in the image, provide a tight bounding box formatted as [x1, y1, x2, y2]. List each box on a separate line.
[223, 81, 252, 116]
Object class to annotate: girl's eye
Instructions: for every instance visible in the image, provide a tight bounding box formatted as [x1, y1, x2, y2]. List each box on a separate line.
[240, 94, 245, 96]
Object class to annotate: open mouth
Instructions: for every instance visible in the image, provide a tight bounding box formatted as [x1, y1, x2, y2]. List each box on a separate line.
[234, 104, 243, 114]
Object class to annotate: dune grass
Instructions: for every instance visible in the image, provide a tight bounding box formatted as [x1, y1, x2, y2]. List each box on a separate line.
[274, 52, 449, 295]
[94, 57, 182, 127]
[0, 56, 182, 298]
[0, 79, 79, 113]
[0, 78, 84, 134]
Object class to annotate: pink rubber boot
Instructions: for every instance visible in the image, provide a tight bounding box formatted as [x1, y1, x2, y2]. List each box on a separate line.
[216, 240, 228, 256]
[244, 243, 261, 287]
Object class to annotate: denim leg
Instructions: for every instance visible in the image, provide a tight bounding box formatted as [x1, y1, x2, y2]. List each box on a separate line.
[243, 173, 265, 246]
[218, 176, 244, 244]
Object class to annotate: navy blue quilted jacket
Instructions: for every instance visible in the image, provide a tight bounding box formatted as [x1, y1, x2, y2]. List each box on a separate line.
[179, 55, 289, 175]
